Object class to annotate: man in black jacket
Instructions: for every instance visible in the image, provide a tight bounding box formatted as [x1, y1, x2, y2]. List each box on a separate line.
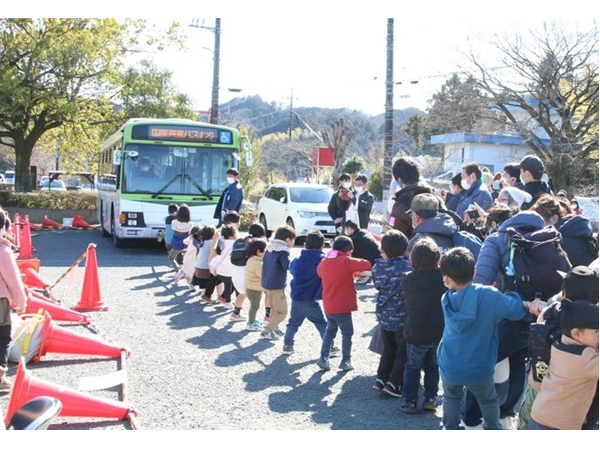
[519, 155, 552, 210]
[344, 220, 381, 284]
[328, 173, 354, 235]
[352, 174, 375, 230]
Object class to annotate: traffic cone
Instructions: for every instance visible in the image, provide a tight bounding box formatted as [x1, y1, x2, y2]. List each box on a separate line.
[73, 244, 108, 312]
[72, 215, 92, 229]
[25, 289, 91, 324]
[35, 312, 128, 361]
[42, 215, 63, 228]
[20, 266, 50, 290]
[4, 357, 136, 424]
[18, 217, 34, 259]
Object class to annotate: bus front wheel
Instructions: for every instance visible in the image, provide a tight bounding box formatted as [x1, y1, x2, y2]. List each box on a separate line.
[111, 214, 126, 248]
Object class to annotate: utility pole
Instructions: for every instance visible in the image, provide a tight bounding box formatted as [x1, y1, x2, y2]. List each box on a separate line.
[190, 19, 221, 124]
[383, 19, 394, 200]
[287, 88, 297, 140]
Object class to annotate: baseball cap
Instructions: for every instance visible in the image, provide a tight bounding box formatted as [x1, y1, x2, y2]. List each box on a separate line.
[558, 265, 599, 302]
[408, 193, 440, 215]
[560, 299, 599, 330]
[519, 155, 545, 179]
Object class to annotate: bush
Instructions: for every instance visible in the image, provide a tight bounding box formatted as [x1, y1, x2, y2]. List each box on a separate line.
[0, 191, 97, 210]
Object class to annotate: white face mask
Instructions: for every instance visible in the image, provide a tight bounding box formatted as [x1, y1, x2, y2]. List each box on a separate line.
[354, 186, 363, 195]
[227, 177, 235, 184]
[461, 179, 471, 190]
[342, 182, 352, 189]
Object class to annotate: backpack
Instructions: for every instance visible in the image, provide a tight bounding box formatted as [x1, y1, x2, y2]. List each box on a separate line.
[504, 226, 572, 301]
[230, 237, 248, 266]
[562, 234, 598, 267]
[453, 230, 483, 260]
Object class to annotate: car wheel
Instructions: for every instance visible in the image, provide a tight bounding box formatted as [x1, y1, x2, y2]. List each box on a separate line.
[260, 214, 271, 239]
[286, 218, 302, 245]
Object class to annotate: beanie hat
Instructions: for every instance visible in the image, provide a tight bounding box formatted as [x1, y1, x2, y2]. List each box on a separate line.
[519, 155, 545, 179]
[502, 186, 533, 208]
[560, 299, 599, 330]
[558, 266, 599, 302]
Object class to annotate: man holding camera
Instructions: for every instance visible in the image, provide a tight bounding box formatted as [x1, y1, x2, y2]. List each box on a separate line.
[456, 162, 493, 221]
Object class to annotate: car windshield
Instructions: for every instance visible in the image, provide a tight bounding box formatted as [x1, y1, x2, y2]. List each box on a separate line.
[289, 187, 333, 203]
[42, 180, 65, 189]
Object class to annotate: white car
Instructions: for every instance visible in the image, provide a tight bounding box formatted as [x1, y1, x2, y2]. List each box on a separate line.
[40, 180, 67, 191]
[257, 182, 336, 238]
[4, 170, 15, 184]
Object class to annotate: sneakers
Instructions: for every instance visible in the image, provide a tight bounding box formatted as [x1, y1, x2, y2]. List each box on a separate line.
[273, 328, 285, 337]
[260, 330, 279, 340]
[282, 344, 295, 354]
[422, 397, 437, 411]
[400, 399, 418, 414]
[223, 302, 234, 311]
[339, 360, 354, 371]
[372, 378, 385, 392]
[382, 382, 402, 398]
[317, 358, 331, 371]
[200, 295, 215, 304]
[500, 416, 516, 430]
[229, 312, 246, 322]
[0, 377, 12, 391]
[245, 321, 263, 332]
[329, 345, 340, 357]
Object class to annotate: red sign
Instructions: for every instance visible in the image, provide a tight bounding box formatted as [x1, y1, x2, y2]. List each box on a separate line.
[312, 147, 334, 167]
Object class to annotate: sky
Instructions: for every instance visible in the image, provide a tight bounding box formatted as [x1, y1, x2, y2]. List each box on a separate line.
[5, 2, 596, 117]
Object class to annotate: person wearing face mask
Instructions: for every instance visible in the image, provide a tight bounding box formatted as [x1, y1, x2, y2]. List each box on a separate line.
[496, 186, 532, 210]
[328, 173, 354, 235]
[352, 175, 375, 230]
[213, 168, 244, 226]
[518, 155, 553, 210]
[455, 162, 494, 220]
[440, 173, 464, 213]
[502, 163, 524, 190]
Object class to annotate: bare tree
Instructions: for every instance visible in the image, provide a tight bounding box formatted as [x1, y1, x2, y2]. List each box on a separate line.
[321, 117, 355, 185]
[461, 21, 599, 191]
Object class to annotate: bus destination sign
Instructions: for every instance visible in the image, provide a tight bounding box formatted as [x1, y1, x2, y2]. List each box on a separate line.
[132, 124, 233, 145]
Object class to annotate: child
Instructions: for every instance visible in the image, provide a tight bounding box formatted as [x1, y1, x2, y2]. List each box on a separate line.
[437, 247, 531, 430]
[400, 237, 447, 414]
[260, 224, 296, 340]
[174, 225, 200, 289]
[530, 299, 599, 430]
[163, 203, 178, 252]
[209, 224, 237, 310]
[316, 235, 371, 371]
[371, 229, 411, 397]
[193, 225, 216, 300]
[283, 230, 339, 356]
[244, 238, 268, 331]
[168, 204, 194, 271]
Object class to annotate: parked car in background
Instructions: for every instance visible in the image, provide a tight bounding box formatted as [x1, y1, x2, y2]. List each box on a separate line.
[4, 170, 15, 184]
[40, 180, 67, 191]
[39, 175, 49, 188]
[257, 182, 336, 239]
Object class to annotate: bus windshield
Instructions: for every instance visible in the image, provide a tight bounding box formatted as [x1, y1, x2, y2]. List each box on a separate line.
[122, 144, 237, 196]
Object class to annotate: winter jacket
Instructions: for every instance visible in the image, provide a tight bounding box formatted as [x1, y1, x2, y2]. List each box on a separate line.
[521, 180, 552, 210]
[213, 180, 244, 219]
[407, 213, 458, 255]
[354, 190, 376, 229]
[473, 211, 546, 287]
[317, 251, 371, 315]
[0, 237, 27, 323]
[555, 215, 598, 267]
[401, 268, 446, 345]
[372, 256, 411, 331]
[327, 188, 353, 223]
[437, 283, 526, 385]
[210, 239, 235, 277]
[261, 239, 290, 290]
[445, 191, 464, 213]
[290, 248, 324, 302]
[245, 255, 263, 291]
[389, 183, 433, 237]
[456, 179, 493, 218]
[349, 229, 381, 265]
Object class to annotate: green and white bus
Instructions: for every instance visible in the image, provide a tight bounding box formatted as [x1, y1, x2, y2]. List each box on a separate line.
[97, 118, 251, 247]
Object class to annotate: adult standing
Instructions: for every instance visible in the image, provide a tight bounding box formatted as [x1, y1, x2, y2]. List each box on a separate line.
[406, 193, 458, 256]
[440, 173, 464, 213]
[518, 155, 552, 210]
[328, 173, 354, 235]
[213, 168, 244, 226]
[352, 174, 375, 230]
[456, 162, 494, 220]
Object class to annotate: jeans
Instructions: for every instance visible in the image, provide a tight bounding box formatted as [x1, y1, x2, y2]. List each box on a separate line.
[320, 313, 353, 362]
[284, 301, 327, 346]
[377, 329, 407, 388]
[530, 417, 558, 430]
[462, 379, 509, 426]
[499, 347, 528, 417]
[403, 342, 438, 402]
[442, 377, 501, 430]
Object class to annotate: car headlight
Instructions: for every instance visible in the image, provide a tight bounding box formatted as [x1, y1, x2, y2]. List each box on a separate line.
[297, 210, 318, 218]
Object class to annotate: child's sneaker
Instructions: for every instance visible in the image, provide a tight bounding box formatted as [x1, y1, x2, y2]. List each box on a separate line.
[282, 344, 295, 354]
[223, 302, 234, 311]
[422, 397, 437, 411]
[200, 295, 214, 303]
[400, 399, 418, 414]
[339, 360, 354, 371]
[372, 378, 385, 392]
[329, 345, 340, 357]
[260, 330, 279, 340]
[317, 358, 331, 371]
[273, 328, 285, 337]
[0, 376, 12, 391]
[262, 315, 270, 325]
[382, 382, 402, 398]
[245, 321, 262, 332]
[229, 312, 245, 322]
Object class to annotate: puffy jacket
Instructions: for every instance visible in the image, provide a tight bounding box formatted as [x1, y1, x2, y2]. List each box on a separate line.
[407, 213, 458, 255]
[261, 239, 290, 290]
[555, 215, 598, 267]
[290, 248, 324, 302]
[372, 256, 411, 331]
[456, 179, 493, 218]
[349, 229, 381, 264]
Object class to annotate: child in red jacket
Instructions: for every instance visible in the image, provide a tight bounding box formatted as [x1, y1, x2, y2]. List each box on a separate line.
[316, 235, 371, 371]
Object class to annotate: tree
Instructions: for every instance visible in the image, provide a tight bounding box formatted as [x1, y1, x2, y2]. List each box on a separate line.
[321, 117, 354, 185]
[462, 21, 599, 192]
[342, 154, 366, 176]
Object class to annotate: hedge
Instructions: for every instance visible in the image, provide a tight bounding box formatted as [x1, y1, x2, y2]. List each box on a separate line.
[0, 191, 97, 210]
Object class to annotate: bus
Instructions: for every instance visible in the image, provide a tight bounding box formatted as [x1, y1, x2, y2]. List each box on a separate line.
[97, 118, 252, 248]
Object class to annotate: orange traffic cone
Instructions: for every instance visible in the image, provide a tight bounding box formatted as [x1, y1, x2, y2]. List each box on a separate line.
[19, 266, 50, 290]
[72, 215, 92, 229]
[11, 213, 20, 249]
[4, 357, 136, 424]
[35, 312, 129, 361]
[73, 244, 108, 312]
[42, 215, 63, 228]
[18, 217, 34, 259]
[25, 289, 91, 324]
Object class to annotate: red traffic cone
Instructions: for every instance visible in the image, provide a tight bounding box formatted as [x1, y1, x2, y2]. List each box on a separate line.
[4, 357, 136, 424]
[25, 289, 91, 324]
[19, 266, 50, 290]
[18, 217, 34, 259]
[35, 312, 128, 361]
[73, 244, 108, 312]
[72, 215, 92, 229]
[42, 215, 63, 228]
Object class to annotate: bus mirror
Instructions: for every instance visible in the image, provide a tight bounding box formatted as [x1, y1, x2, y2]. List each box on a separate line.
[242, 138, 253, 167]
[126, 150, 139, 160]
[112, 150, 122, 165]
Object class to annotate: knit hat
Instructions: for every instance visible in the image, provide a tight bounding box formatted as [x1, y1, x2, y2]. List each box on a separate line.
[519, 155, 545, 179]
[408, 193, 440, 214]
[559, 299, 599, 330]
[558, 265, 599, 302]
[501, 186, 532, 208]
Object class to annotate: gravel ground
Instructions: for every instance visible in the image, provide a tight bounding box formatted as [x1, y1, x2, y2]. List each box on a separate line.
[2, 228, 446, 432]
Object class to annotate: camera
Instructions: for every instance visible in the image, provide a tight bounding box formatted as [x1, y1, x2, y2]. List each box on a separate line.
[468, 209, 480, 220]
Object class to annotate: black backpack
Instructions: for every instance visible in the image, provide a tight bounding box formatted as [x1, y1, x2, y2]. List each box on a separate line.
[527, 303, 562, 383]
[230, 237, 248, 267]
[504, 226, 572, 301]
